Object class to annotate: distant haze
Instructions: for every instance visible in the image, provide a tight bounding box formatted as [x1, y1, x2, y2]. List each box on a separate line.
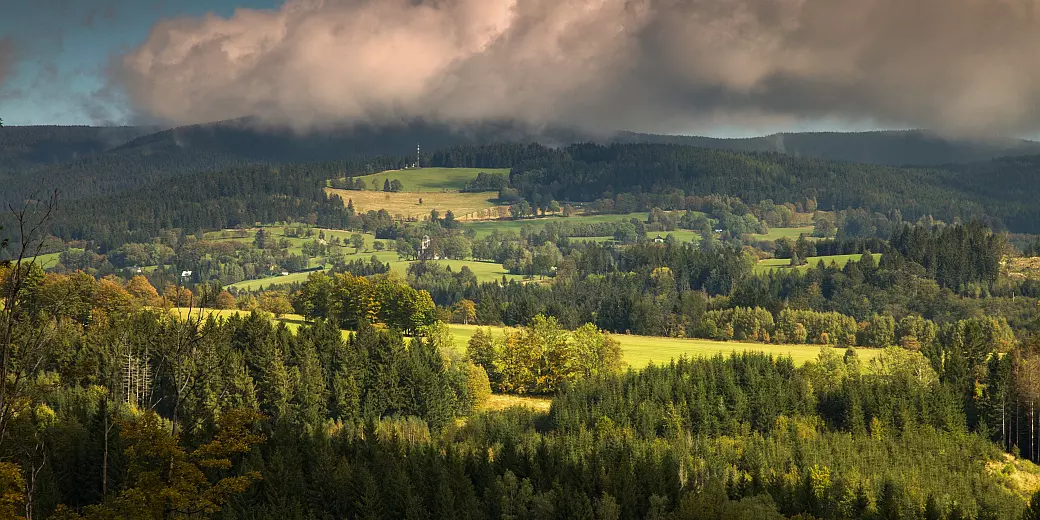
[108, 0, 1040, 136]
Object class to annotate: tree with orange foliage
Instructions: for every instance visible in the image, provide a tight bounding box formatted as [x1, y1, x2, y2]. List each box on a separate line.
[163, 284, 194, 308]
[126, 275, 160, 305]
[94, 276, 134, 315]
[214, 291, 236, 310]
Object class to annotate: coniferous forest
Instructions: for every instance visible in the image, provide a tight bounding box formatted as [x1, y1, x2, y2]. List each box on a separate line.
[1, 122, 1040, 520]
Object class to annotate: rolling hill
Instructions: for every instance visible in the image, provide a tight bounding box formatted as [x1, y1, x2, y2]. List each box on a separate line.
[616, 130, 1040, 166]
[5, 119, 1040, 234]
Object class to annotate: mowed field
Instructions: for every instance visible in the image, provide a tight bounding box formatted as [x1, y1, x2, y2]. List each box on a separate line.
[755, 253, 882, 274]
[325, 167, 512, 220]
[750, 225, 815, 241]
[168, 308, 880, 368]
[445, 323, 881, 367]
[351, 167, 511, 192]
[325, 187, 500, 220]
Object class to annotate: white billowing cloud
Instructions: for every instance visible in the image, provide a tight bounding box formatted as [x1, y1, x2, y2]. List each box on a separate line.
[117, 0, 1040, 134]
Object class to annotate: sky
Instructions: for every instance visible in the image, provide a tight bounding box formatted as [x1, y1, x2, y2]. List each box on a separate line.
[3, 0, 1040, 139]
[0, 0, 280, 126]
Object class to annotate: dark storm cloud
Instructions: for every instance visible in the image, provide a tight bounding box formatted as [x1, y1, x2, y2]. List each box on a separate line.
[113, 0, 1040, 134]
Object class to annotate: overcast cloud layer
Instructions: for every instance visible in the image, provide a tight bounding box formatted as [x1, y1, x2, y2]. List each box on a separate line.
[116, 0, 1040, 134]
[0, 37, 15, 91]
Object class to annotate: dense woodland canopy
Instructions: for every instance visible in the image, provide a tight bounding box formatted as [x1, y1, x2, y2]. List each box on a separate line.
[2, 119, 1040, 519]
[431, 143, 1040, 232]
[0, 262, 1038, 519]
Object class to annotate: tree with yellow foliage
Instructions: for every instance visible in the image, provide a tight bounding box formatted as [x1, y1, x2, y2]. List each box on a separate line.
[0, 461, 27, 520]
[52, 408, 264, 520]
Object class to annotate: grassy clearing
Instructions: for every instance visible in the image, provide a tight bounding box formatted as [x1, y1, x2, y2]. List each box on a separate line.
[750, 226, 815, 241]
[460, 213, 701, 245]
[461, 213, 650, 237]
[985, 453, 1040, 499]
[481, 394, 553, 413]
[383, 257, 524, 282]
[352, 167, 511, 192]
[325, 187, 500, 220]
[23, 250, 70, 269]
[167, 309, 881, 369]
[655, 230, 702, 243]
[755, 253, 882, 274]
[444, 324, 881, 368]
[399, 259, 524, 282]
[193, 223, 527, 287]
[226, 254, 521, 289]
[1008, 257, 1040, 280]
[228, 270, 328, 291]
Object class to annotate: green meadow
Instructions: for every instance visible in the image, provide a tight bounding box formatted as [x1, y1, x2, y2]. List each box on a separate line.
[352, 167, 511, 192]
[170, 308, 881, 369]
[444, 323, 881, 368]
[750, 225, 815, 241]
[755, 253, 883, 273]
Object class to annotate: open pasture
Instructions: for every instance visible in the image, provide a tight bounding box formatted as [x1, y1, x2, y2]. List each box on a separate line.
[228, 270, 329, 291]
[168, 309, 880, 369]
[326, 187, 500, 220]
[227, 252, 521, 289]
[445, 324, 881, 368]
[461, 212, 655, 237]
[755, 253, 882, 273]
[750, 225, 815, 241]
[351, 167, 510, 192]
[23, 249, 81, 269]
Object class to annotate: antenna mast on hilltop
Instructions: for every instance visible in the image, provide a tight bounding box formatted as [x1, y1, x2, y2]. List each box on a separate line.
[416, 142, 420, 168]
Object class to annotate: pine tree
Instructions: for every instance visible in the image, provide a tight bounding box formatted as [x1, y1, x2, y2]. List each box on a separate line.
[924, 495, 943, 520]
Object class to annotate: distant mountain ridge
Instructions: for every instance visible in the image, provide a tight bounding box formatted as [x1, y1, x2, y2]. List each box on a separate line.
[615, 130, 1040, 166]
[4, 119, 1040, 207]
[0, 125, 160, 171]
[6, 120, 1040, 172]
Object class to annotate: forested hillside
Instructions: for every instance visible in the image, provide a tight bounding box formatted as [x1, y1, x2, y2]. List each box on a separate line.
[5, 122, 1040, 211]
[431, 142, 1040, 232]
[0, 119, 576, 206]
[4, 136, 1040, 518]
[621, 130, 1040, 166]
[0, 125, 158, 171]
[8, 140, 1040, 254]
[1, 264, 1038, 519]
